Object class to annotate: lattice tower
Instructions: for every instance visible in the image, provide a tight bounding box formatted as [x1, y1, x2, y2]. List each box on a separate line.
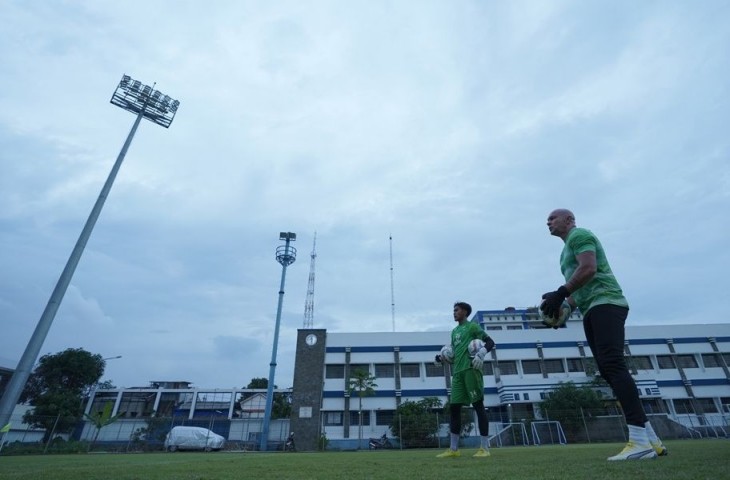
[303, 232, 317, 328]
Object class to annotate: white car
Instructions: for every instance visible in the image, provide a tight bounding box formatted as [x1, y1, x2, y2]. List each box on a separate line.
[164, 426, 226, 452]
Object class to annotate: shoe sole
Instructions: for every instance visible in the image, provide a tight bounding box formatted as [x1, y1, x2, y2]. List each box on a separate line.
[608, 449, 657, 461]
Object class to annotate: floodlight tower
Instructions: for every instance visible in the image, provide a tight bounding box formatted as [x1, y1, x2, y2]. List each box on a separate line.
[260, 232, 297, 451]
[0, 75, 179, 429]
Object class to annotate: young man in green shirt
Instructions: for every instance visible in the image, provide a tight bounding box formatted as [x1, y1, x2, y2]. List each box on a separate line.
[541, 209, 666, 461]
[435, 302, 495, 458]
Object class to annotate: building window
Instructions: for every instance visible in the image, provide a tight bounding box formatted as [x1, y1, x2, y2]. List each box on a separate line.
[374, 364, 395, 378]
[400, 363, 420, 378]
[566, 358, 583, 372]
[486, 326, 503, 331]
[695, 398, 718, 413]
[376, 410, 395, 426]
[675, 355, 699, 369]
[656, 355, 676, 370]
[723, 353, 730, 366]
[642, 398, 664, 414]
[326, 364, 345, 379]
[702, 353, 721, 368]
[497, 361, 518, 375]
[425, 363, 445, 377]
[673, 399, 695, 414]
[544, 359, 565, 374]
[482, 362, 494, 376]
[349, 410, 371, 426]
[349, 364, 370, 377]
[629, 355, 653, 370]
[522, 360, 541, 375]
[507, 325, 522, 330]
[324, 411, 343, 426]
[523, 393, 530, 400]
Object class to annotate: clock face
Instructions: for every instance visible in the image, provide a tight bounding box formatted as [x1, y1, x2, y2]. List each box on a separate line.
[305, 334, 318, 346]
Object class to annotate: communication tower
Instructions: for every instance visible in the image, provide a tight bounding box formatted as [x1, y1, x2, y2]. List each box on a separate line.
[303, 232, 317, 328]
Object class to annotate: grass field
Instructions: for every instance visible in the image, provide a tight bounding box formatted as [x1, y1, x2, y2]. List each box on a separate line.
[0, 440, 728, 480]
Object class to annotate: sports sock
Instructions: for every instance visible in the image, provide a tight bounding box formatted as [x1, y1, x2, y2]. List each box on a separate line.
[480, 436, 490, 450]
[627, 425, 650, 445]
[450, 433, 459, 451]
[644, 421, 660, 443]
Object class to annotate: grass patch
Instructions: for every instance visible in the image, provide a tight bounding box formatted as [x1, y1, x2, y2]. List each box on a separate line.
[0, 440, 728, 480]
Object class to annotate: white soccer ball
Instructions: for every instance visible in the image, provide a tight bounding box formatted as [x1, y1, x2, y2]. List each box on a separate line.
[439, 345, 454, 364]
[468, 339, 485, 358]
[540, 300, 572, 328]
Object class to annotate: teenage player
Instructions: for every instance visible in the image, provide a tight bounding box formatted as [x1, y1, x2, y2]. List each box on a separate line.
[434, 302, 495, 458]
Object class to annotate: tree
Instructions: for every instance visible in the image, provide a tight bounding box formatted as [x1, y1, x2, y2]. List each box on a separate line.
[84, 401, 121, 450]
[390, 397, 442, 448]
[539, 381, 605, 440]
[240, 377, 291, 419]
[20, 348, 105, 441]
[347, 368, 377, 447]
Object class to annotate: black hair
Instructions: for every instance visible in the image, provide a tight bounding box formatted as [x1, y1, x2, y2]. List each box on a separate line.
[453, 302, 472, 316]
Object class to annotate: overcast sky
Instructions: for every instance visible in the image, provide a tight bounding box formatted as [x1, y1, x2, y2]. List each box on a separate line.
[1, 1, 728, 390]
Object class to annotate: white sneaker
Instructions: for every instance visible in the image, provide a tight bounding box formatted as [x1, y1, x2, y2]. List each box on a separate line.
[607, 441, 657, 461]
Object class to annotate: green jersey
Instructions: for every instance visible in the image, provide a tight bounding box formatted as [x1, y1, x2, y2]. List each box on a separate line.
[451, 321, 489, 373]
[561, 227, 629, 314]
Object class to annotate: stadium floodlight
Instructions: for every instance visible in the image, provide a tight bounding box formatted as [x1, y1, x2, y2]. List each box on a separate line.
[260, 232, 297, 451]
[110, 74, 180, 128]
[0, 75, 179, 430]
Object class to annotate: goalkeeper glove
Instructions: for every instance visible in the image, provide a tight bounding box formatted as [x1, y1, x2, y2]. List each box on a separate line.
[540, 286, 570, 319]
[471, 347, 488, 369]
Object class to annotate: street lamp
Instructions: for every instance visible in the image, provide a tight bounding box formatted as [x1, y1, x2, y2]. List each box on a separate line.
[0, 75, 179, 429]
[260, 232, 297, 451]
[103, 356, 123, 361]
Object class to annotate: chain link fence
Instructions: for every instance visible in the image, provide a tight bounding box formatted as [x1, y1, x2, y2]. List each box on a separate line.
[1, 407, 727, 454]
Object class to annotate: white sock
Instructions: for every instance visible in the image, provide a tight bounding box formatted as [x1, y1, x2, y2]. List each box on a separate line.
[627, 425, 650, 445]
[450, 433, 459, 451]
[480, 436, 490, 450]
[644, 421, 660, 443]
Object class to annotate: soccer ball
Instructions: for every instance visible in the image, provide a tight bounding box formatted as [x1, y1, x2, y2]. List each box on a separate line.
[540, 300, 572, 328]
[439, 345, 454, 364]
[468, 339, 485, 357]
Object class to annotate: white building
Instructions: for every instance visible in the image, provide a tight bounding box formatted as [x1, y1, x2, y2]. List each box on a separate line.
[289, 308, 730, 449]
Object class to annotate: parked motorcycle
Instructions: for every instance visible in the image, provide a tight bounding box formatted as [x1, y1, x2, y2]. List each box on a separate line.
[284, 432, 296, 452]
[368, 433, 392, 449]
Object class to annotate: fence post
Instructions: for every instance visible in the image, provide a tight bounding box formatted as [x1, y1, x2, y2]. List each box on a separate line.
[43, 413, 61, 454]
[580, 407, 590, 443]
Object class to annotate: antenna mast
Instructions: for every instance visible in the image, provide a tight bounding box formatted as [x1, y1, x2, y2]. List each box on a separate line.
[389, 234, 395, 332]
[303, 232, 317, 328]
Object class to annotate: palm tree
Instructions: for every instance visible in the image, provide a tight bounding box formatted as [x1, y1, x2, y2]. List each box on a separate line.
[347, 368, 377, 448]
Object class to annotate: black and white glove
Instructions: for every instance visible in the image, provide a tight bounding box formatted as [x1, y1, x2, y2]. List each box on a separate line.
[471, 347, 488, 369]
[540, 286, 570, 319]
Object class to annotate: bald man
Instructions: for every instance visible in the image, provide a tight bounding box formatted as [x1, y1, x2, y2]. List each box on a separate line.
[541, 209, 666, 461]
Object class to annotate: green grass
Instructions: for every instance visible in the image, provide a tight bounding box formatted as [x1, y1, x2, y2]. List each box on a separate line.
[0, 440, 728, 480]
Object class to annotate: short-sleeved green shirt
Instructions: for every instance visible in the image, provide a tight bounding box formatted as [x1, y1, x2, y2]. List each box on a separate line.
[560, 227, 629, 314]
[451, 321, 489, 373]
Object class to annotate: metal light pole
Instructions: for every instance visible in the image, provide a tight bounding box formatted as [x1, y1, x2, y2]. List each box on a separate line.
[0, 75, 179, 429]
[259, 232, 297, 451]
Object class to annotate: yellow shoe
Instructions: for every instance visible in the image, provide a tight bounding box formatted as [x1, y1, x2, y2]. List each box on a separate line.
[473, 447, 490, 457]
[436, 449, 460, 458]
[607, 441, 657, 461]
[651, 441, 668, 456]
